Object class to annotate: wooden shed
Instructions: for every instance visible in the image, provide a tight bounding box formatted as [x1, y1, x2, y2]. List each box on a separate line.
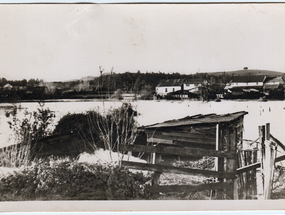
[122, 111, 285, 199]
[142, 111, 248, 163]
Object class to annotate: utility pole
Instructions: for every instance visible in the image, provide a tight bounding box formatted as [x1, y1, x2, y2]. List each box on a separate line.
[109, 67, 114, 97]
[99, 66, 104, 89]
[99, 66, 104, 98]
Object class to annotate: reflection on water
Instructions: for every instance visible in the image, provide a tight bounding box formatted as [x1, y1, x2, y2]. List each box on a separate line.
[0, 99, 285, 149]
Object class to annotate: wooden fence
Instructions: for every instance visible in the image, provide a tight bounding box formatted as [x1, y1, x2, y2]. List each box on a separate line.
[237, 149, 258, 199]
[120, 143, 237, 199]
[236, 123, 285, 199]
[120, 123, 285, 199]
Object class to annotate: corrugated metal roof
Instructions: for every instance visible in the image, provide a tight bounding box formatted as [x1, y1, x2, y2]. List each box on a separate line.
[145, 111, 248, 128]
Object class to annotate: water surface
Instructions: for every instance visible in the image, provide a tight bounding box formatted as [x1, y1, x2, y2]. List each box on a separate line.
[1, 99, 285, 149]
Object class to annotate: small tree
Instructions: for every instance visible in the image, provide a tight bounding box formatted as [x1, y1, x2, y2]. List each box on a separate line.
[86, 103, 138, 162]
[140, 85, 153, 100]
[113, 89, 123, 100]
[5, 102, 55, 164]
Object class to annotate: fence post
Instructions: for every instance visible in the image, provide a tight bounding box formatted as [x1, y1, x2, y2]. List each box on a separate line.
[215, 123, 225, 199]
[257, 125, 265, 199]
[258, 123, 277, 200]
[151, 148, 162, 188]
[263, 123, 277, 199]
[226, 126, 238, 199]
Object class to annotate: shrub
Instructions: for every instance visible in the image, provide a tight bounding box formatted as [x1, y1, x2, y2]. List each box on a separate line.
[53, 112, 103, 152]
[87, 103, 138, 154]
[53, 103, 138, 155]
[140, 85, 153, 100]
[6, 102, 55, 144]
[3, 102, 55, 166]
[113, 89, 123, 100]
[0, 159, 152, 201]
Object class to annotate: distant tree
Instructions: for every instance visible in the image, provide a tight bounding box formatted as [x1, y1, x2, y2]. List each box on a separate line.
[200, 80, 210, 102]
[113, 89, 123, 100]
[28, 78, 39, 85]
[0, 78, 7, 87]
[20, 79, 27, 86]
[133, 76, 142, 94]
[140, 85, 153, 100]
[208, 76, 216, 84]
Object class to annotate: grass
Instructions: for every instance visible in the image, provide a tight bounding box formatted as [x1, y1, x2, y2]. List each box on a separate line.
[0, 103, 152, 201]
[0, 157, 153, 201]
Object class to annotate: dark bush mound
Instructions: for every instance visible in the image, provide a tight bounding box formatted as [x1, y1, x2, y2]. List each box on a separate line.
[0, 160, 152, 201]
[52, 103, 139, 154]
[53, 113, 91, 134]
[52, 111, 104, 150]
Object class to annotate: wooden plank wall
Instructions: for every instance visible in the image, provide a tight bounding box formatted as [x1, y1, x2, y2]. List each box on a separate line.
[121, 118, 246, 198]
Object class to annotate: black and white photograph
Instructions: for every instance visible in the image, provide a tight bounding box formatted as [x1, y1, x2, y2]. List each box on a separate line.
[0, 2, 285, 212]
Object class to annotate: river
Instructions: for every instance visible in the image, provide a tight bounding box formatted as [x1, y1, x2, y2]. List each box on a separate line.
[1, 99, 285, 149]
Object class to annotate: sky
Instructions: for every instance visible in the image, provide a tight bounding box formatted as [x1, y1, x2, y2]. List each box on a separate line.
[1, 3, 285, 81]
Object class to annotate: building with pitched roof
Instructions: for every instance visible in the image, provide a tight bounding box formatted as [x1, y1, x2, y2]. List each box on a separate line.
[155, 79, 185, 97]
[225, 75, 266, 89]
[263, 76, 285, 99]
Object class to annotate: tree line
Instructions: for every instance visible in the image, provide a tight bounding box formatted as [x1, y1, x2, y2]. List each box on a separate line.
[0, 71, 234, 101]
[91, 70, 233, 93]
[0, 78, 41, 87]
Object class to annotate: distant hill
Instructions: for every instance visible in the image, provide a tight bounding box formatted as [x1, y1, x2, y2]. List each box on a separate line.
[81, 76, 96, 81]
[63, 76, 97, 83]
[61, 69, 285, 84]
[210, 69, 285, 77]
[42, 69, 285, 95]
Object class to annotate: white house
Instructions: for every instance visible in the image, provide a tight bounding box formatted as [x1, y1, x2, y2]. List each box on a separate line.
[183, 79, 203, 93]
[156, 79, 184, 97]
[3, 83, 13, 90]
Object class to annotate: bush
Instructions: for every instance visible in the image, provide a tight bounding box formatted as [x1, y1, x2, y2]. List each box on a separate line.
[87, 103, 138, 153]
[6, 102, 55, 144]
[53, 112, 103, 151]
[53, 103, 138, 153]
[0, 159, 152, 201]
[140, 85, 153, 100]
[113, 89, 123, 100]
[4, 102, 55, 165]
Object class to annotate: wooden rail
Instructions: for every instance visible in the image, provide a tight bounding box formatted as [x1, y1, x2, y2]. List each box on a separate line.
[270, 134, 285, 151]
[236, 155, 285, 174]
[122, 161, 236, 179]
[147, 134, 215, 145]
[119, 144, 236, 159]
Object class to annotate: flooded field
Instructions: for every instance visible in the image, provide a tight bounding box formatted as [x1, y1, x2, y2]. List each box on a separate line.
[0, 99, 285, 148]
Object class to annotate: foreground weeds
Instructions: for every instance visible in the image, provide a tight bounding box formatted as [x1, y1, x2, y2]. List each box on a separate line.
[0, 159, 152, 201]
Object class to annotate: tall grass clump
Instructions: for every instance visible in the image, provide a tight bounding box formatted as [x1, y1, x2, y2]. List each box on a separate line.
[87, 103, 138, 158]
[2, 102, 55, 167]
